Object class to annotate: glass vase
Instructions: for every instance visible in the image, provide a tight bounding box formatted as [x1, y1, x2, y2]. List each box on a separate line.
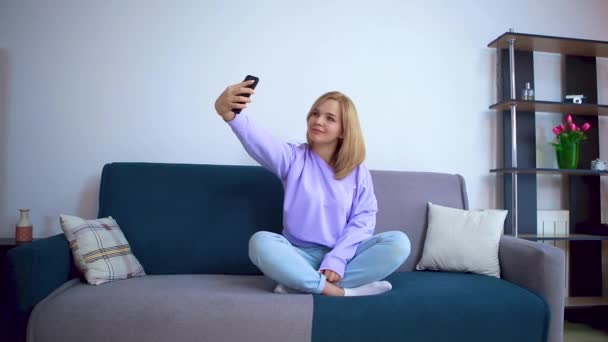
[555, 142, 580, 169]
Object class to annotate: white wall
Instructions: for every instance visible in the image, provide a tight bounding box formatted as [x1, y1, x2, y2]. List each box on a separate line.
[0, 0, 607, 237]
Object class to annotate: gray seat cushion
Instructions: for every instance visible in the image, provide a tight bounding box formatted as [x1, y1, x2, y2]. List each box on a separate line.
[28, 275, 313, 342]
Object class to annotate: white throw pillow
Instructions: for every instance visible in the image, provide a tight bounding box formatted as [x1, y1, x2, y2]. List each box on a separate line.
[415, 202, 507, 278]
[60, 214, 146, 285]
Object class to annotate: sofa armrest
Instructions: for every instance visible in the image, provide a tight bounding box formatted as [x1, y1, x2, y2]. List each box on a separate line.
[2, 234, 77, 342]
[499, 235, 565, 342]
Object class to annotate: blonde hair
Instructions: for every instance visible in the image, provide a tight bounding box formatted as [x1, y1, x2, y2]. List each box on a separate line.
[306, 91, 366, 180]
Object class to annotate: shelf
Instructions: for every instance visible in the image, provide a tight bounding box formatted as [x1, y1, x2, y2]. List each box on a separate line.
[513, 234, 608, 241]
[488, 32, 608, 58]
[489, 100, 608, 116]
[566, 296, 608, 308]
[490, 31, 608, 322]
[490, 168, 608, 176]
[0, 238, 40, 246]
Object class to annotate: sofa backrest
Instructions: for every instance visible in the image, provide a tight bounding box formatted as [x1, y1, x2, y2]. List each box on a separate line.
[98, 163, 468, 275]
[98, 163, 284, 276]
[370, 170, 468, 272]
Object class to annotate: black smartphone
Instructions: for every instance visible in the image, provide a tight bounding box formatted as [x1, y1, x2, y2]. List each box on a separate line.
[233, 75, 259, 114]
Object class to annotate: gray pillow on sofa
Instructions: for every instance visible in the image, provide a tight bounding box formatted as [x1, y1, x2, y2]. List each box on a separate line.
[416, 202, 507, 278]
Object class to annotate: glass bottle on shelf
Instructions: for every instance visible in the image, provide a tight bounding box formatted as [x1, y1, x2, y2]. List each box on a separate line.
[521, 82, 534, 101]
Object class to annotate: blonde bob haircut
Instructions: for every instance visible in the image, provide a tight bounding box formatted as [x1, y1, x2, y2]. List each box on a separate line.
[306, 91, 366, 180]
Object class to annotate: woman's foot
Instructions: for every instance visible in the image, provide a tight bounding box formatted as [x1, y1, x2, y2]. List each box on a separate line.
[343, 281, 392, 296]
[321, 281, 346, 296]
[322, 280, 392, 297]
[273, 283, 289, 294]
[273, 283, 304, 294]
[276, 281, 392, 297]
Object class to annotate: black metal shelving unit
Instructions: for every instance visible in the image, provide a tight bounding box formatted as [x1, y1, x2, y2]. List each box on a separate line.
[488, 30, 608, 324]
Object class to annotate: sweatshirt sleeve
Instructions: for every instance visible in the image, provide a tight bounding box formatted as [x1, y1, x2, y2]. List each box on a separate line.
[319, 168, 378, 277]
[227, 114, 297, 179]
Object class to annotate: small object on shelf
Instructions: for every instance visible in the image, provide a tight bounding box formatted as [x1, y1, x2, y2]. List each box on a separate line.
[565, 94, 586, 104]
[591, 159, 607, 171]
[521, 82, 535, 100]
[15, 208, 33, 243]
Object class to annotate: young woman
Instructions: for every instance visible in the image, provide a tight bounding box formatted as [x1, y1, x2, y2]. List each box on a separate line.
[214, 79, 410, 296]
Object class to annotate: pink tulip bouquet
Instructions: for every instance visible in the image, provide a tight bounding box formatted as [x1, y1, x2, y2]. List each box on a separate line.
[551, 114, 591, 148]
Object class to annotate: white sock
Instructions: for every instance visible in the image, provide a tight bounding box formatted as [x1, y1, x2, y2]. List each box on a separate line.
[343, 281, 392, 297]
[273, 283, 289, 294]
[273, 283, 302, 294]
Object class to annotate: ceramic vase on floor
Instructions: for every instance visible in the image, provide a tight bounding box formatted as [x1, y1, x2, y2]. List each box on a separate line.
[16, 208, 33, 243]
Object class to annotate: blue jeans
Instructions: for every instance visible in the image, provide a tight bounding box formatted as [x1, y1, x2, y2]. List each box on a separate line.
[248, 230, 411, 294]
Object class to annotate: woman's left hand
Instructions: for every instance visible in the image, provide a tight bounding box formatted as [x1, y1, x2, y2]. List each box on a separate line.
[320, 269, 342, 283]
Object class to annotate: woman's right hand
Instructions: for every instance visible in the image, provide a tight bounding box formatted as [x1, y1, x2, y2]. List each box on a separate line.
[214, 80, 256, 122]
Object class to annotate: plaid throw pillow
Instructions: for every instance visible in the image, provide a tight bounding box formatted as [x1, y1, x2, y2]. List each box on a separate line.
[60, 214, 146, 285]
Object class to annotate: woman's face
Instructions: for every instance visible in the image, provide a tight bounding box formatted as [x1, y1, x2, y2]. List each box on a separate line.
[307, 99, 343, 146]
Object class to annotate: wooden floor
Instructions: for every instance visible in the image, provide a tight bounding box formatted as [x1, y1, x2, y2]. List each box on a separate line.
[565, 321, 608, 342]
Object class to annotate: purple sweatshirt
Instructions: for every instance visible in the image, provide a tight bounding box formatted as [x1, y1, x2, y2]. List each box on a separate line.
[228, 114, 378, 277]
